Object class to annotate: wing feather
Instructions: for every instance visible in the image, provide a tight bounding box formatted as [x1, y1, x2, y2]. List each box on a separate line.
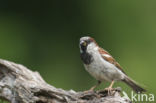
[98, 48, 126, 74]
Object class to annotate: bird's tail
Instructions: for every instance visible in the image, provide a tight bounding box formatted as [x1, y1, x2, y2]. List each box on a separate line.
[123, 76, 146, 93]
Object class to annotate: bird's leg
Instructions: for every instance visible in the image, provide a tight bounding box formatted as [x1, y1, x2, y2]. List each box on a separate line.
[89, 80, 101, 91]
[105, 81, 114, 95]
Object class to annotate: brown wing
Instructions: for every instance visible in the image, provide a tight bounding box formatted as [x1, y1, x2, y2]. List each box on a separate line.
[98, 48, 126, 74]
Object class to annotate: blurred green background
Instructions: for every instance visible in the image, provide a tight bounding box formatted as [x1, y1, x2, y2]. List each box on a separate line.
[0, 0, 155, 102]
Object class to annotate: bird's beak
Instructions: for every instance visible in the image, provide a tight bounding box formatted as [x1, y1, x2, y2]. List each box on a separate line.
[80, 41, 84, 45]
[80, 41, 87, 46]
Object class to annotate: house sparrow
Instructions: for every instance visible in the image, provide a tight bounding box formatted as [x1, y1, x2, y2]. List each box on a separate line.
[79, 36, 146, 93]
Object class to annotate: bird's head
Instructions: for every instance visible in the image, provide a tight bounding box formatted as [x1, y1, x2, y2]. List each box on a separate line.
[79, 36, 98, 53]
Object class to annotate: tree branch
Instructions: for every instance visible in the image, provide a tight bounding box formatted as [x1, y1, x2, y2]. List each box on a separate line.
[0, 59, 131, 103]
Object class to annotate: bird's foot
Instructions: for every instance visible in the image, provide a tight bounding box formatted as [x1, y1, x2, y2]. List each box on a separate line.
[104, 87, 114, 95]
[83, 88, 95, 94]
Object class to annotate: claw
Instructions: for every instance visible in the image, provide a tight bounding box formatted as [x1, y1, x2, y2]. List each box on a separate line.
[105, 81, 114, 95]
[84, 81, 101, 94]
[105, 87, 113, 95]
[83, 89, 94, 94]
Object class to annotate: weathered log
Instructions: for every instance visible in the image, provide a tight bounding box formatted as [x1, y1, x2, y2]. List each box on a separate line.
[0, 59, 131, 103]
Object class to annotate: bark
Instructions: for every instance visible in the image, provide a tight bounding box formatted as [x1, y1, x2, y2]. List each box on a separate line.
[0, 59, 131, 103]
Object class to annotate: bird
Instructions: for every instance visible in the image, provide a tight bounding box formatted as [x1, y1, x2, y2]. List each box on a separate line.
[79, 36, 146, 94]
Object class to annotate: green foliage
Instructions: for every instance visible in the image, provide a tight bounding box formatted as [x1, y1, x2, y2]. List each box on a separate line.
[0, 99, 9, 103]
